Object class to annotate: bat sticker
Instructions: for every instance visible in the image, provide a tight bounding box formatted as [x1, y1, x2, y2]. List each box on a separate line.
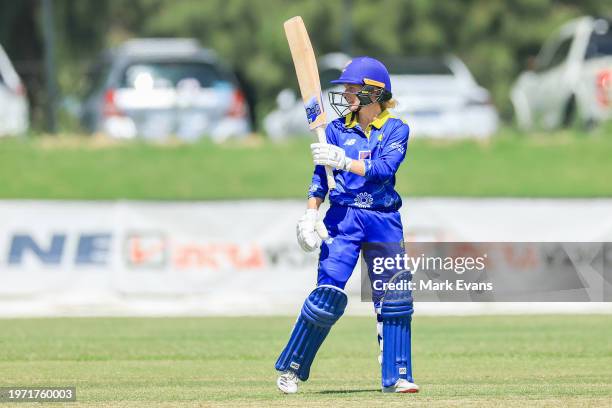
[305, 96, 322, 124]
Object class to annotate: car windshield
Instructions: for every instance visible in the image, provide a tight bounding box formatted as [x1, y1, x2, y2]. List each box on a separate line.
[120, 61, 231, 89]
[585, 20, 612, 59]
[382, 58, 454, 75]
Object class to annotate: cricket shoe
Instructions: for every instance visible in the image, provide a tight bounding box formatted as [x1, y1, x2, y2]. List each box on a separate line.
[382, 379, 420, 393]
[276, 370, 299, 394]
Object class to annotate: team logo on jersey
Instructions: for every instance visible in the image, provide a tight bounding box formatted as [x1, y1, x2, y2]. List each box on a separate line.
[343, 138, 356, 146]
[354, 192, 374, 208]
[359, 150, 371, 160]
[390, 141, 405, 154]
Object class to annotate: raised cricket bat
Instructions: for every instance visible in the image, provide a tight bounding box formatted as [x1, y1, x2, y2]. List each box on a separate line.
[284, 16, 336, 189]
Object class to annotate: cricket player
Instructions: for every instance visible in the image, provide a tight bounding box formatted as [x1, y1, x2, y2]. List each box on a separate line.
[275, 57, 418, 394]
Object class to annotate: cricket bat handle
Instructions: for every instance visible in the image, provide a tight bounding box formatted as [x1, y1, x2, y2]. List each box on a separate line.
[314, 126, 336, 190]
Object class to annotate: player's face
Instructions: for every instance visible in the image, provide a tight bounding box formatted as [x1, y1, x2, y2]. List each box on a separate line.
[343, 84, 362, 112]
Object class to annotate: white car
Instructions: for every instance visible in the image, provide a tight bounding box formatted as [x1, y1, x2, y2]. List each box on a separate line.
[264, 53, 499, 139]
[387, 55, 499, 139]
[81, 38, 251, 142]
[0, 44, 29, 136]
[511, 17, 612, 130]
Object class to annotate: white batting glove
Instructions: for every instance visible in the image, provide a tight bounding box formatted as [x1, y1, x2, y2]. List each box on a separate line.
[311, 143, 353, 171]
[296, 209, 329, 252]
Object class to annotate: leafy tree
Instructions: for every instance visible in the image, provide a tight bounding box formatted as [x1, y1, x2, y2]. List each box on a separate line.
[1, 0, 610, 130]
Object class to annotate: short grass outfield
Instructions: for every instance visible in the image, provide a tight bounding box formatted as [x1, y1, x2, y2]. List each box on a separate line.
[0, 315, 611, 407]
[0, 126, 611, 199]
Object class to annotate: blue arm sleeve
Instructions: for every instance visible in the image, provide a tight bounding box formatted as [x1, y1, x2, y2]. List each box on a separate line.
[307, 125, 336, 200]
[363, 123, 409, 183]
[308, 165, 328, 200]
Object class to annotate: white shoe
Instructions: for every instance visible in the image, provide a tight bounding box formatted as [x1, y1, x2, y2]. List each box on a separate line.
[277, 370, 299, 394]
[382, 378, 420, 393]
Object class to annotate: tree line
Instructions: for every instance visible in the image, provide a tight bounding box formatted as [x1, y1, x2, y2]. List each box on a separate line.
[0, 0, 608, 131]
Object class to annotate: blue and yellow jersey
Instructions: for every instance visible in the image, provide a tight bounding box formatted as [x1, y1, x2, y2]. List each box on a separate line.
[308, 109, 409, 211]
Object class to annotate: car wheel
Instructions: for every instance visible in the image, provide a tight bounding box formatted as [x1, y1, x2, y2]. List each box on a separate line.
[562, 96, 576, 128]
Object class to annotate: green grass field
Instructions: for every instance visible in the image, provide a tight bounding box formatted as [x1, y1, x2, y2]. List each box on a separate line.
[1, 126, 611, 199]
[0, 315, 611, 407]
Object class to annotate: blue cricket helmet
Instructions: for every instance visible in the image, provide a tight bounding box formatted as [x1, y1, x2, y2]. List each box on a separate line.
[331, 56, 392, 93]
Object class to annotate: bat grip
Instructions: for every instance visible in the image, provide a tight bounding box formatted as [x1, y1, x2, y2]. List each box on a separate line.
[313, 127, 336, 190]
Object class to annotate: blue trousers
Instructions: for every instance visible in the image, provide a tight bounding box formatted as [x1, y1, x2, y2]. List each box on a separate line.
[317, 205, 405, 305]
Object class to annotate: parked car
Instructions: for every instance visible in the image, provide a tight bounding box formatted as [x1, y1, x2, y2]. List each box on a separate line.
[511, 17, 612, 130]
[383, 55, 499, 138]
[264, 53, 499, 139]
[0, 43, 28, 136]
[81, 38, 251, 142]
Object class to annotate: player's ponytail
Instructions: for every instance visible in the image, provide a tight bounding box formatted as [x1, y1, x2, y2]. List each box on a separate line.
[381, 98, 398, 110]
